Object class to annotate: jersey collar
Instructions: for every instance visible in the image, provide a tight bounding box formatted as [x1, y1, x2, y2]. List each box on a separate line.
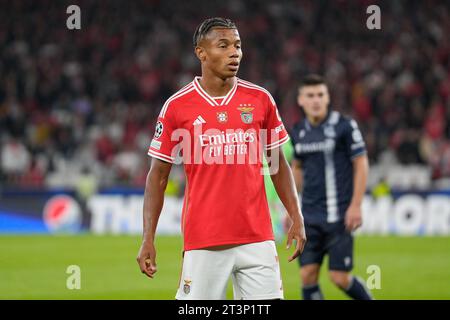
[193, 76, 238, 106]
[305, 109, 333, 130]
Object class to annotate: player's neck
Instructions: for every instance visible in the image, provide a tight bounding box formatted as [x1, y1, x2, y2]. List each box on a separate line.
[306, 113, 327, 126]
[198, 71, 236, 97]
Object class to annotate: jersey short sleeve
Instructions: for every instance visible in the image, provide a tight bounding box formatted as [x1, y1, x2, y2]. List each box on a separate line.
[147, 102, 179, 163]
[289, 126, 303, 161]
[343, 118, 366, 159]
[263, 94, 290, 150]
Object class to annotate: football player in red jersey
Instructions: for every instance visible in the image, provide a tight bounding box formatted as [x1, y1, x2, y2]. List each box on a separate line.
[137, 17, 306, 300]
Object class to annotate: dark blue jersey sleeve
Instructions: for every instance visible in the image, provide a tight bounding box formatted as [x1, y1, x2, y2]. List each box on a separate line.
[342, 118, 367, 159]
[289, 124, 303, 161]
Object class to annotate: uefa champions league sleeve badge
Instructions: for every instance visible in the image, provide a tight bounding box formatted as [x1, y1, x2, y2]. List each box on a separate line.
[154, 121, 164, 139]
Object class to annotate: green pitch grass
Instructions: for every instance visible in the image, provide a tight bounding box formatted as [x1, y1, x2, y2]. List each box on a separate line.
[0, 235, 449, 299]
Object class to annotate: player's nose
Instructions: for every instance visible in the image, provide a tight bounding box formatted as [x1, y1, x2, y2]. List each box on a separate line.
[229, 49, 240, 59]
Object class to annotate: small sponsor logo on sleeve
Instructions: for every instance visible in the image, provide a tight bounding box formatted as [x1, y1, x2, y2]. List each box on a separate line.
[150, 139, 162, 150]
[275, 124, 285, 133]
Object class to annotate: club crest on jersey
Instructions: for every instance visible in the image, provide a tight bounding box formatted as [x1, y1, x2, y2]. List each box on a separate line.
[216, 111, 228, 123]
[183, 279, 192, 294]
[237, 105, 254, 124]
[299, 129, 306, 138]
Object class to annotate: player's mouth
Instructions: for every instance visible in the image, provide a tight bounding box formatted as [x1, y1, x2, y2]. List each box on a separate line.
[227, 61, 239, 71]
[312, 104, 323, 111]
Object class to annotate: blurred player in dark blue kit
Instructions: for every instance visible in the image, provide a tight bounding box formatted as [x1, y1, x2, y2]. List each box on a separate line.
[290, 74, 372, 300]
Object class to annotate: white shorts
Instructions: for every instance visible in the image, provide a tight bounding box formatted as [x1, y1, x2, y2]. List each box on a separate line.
[175, 240, 284, 300]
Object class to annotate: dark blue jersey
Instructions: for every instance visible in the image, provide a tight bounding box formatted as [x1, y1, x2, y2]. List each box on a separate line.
[290, 111, 366, 224]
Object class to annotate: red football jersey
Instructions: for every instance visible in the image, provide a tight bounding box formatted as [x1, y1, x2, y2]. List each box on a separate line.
[148, 77, 290, 250]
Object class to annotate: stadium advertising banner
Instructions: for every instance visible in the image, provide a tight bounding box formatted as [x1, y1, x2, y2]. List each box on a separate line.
[1, 189, 450, 236]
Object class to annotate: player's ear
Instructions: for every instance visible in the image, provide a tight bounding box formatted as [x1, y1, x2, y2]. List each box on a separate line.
[297, 91, 303, 107]
[195, 46, 206, 62]
[324, 88, 331, 105]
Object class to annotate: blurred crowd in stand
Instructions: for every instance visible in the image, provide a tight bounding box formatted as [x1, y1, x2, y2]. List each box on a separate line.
[1, 0, 449, 191]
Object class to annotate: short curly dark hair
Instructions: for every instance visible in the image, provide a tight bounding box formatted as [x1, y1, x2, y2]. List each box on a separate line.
[298, 74, 327, 90]
[193, 17, 237, 47]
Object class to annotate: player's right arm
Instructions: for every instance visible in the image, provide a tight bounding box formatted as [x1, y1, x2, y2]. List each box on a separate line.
[137, 158, 172, 278]
[137, 99, 179, 278]
[291, 158, 303, 193]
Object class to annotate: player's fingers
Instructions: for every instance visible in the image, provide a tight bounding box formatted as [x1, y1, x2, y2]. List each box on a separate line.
[145, 258, 158, 278]
[136, 255, 145, 271]
[288, 237, 301, 262]
[345, 219, 354, 232]
[350, 216, 361, 231]
[357, 217, 363, 229]
[147, 258, 158, 274]
[137, 255, 156, 278]
[286, 234, 293, 249]
[345, 213, 352, 224]
[137, 256, 153, 278]
[288, 247, 300, 262]
[299, 236, 306, 253]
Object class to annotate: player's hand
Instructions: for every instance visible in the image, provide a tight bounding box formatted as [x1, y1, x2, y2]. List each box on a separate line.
[286, 218, 307, 262]
[136, 240, 157, 278]
[345, 204, 362, 232]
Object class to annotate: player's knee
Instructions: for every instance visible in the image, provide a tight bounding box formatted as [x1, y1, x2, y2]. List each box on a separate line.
[300, 266, 319, 285]
[329, 271, 351, 289]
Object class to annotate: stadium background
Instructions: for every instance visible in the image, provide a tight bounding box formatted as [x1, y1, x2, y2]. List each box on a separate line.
[1, 0, 449, 299]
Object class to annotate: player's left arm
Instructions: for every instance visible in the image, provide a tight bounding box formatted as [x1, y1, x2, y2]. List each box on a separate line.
[268, 147, 307, 262]
[344, 117, 370, 232]
[345, 154, 369, 231]
[264, 92, 306, 260]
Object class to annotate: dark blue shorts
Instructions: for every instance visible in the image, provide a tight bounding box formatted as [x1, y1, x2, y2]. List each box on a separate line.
[299, 221, 353, 272]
